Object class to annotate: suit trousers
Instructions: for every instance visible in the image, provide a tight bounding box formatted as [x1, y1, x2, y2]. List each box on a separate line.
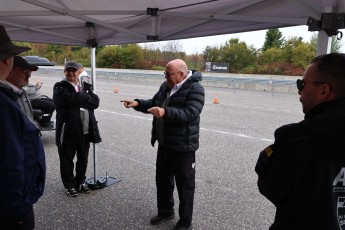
[58, 134, 90, 189]
[156, 145, 196, 227]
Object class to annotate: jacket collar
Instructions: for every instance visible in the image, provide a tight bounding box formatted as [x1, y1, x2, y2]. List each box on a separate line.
[305, 97, 345, 119]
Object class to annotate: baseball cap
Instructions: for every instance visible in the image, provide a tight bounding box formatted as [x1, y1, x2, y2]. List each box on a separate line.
[64, 60, 79, 70]
[13, 56, 38, 71]
[0, 25, 31, 60]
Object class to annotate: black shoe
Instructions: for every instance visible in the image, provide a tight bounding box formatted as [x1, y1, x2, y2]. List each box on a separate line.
[172, 224, 193, 230]
[66, 188, 78, 197]
[78, 183, 91, 193]
[150, 214, 175, 225]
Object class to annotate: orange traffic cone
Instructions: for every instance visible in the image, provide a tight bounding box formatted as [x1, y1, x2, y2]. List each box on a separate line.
[213, 95, 219, 104]
[114, 87, 119, 93]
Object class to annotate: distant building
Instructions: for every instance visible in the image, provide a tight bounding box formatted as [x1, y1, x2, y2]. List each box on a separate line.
[205, 62, 229, 73]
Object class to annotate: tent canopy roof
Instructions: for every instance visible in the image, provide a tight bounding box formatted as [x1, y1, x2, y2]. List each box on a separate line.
[1, 0, 344, 47]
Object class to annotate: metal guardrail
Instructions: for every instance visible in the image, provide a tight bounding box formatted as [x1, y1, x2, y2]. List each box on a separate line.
[36, 67, 298, 95]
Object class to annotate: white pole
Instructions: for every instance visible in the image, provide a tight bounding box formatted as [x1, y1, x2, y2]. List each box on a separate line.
[316, 30, 332, 55]
[90, 47, 98, 183]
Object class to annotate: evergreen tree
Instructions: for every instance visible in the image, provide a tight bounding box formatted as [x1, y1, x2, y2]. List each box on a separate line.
[262, 29, 284, 51]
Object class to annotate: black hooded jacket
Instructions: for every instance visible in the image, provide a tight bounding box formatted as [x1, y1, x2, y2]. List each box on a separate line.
[256, 98, 345, 230]
[134, 70, 205, 152]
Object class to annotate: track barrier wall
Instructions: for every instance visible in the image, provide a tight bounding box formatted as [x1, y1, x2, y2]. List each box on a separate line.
[37, 67, 300, 94]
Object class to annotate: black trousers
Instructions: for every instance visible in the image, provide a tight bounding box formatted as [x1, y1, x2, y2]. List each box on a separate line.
[156, 145, 196, 227]
[58, 134, 90, 189]
[0, 206, 34, 230]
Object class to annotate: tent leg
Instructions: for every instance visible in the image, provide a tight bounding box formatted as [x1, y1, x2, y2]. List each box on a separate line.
[85, 46, 120, 190]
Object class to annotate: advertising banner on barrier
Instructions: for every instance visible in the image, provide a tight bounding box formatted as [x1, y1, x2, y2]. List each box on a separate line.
[205, 62, 229, 73]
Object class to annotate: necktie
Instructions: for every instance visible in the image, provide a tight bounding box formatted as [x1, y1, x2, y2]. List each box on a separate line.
[76, 85, 80, 92]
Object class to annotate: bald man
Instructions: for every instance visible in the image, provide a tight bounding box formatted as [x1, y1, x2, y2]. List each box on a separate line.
[121, 59, 205, 230]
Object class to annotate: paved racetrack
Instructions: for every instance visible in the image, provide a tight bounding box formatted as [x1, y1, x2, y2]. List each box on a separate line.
[32, 73, 303, 230]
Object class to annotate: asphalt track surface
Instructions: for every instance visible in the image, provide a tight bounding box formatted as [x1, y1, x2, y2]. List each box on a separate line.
[32, 73, 304, 230]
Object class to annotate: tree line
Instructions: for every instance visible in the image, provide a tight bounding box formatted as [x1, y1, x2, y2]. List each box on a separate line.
[15, 29, 342, 76]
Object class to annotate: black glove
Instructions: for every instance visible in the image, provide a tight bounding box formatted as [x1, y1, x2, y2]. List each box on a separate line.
[82, 82, 93, 92]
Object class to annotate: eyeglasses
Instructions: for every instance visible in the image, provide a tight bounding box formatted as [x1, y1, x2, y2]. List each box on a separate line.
[296, 79, 326, 91]
[164, 71, 179, 77]
[13, 68, 31, 76]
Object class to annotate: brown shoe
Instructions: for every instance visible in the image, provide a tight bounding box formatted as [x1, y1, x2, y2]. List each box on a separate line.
[150, 214, 175, 225]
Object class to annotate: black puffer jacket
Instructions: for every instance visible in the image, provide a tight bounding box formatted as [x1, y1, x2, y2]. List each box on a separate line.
[134, 71, 205, 152]
[53, 80, 99, 146]
[256, 98, 345, 230]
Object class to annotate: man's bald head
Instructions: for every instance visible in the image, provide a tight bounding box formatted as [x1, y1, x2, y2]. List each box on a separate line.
[166, 59, 188, 77]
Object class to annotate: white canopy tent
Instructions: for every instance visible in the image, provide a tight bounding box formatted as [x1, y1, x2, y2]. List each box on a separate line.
[1, 0, 344, 53]
[2, 0, 344, 187]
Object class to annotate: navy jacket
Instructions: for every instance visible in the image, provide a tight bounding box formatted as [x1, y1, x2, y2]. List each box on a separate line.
[0, 82, 46, 218]
[134, 71, 205, 152]
[53, 80, 99, 146]
[256, 98, 345, 230]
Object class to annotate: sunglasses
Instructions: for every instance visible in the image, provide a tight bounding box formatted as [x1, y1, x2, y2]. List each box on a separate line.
[296, 79, 326, 91]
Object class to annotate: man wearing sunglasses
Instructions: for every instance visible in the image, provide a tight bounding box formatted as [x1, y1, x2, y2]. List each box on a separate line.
[121, 59, 205, 230]
[256, 53, 345, 229]
[5, 56, 39, 127]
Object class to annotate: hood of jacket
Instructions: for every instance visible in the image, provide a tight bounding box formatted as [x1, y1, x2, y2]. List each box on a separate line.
[190, 70, 202, 82]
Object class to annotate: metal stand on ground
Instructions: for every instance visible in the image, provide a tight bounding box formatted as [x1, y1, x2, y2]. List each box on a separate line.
[85, 143, 121, 190]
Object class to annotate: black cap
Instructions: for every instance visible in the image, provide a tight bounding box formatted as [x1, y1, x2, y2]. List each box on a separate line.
[64, 60, 79, 70]
[13, 56, 38, 71]
[0, 25, 31, 60]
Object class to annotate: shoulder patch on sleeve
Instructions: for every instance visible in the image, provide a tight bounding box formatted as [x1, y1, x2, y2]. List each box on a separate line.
[264, 146, 273, 157]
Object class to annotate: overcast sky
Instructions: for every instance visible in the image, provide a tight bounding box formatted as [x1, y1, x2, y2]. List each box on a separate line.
[142, 26, 345, 55]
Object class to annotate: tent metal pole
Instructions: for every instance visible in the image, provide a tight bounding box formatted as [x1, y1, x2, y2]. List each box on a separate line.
[316, 30, 332, 55]
[91, 47, 98, 184]
[316, 6, 333, 55]
[85, 46, 121, 189]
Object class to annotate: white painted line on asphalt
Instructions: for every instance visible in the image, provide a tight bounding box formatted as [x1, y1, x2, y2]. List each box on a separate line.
[95, 88, 298, 113]
[98, 109, 273, 143]
[201, 128, 273, 142]
[98, 109, 152, 120]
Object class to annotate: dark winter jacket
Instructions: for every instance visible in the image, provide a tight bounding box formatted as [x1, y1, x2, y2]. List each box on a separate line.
[134, 70, 205, 152]
[0, 82, 46, 218]
[53, 80, 99, 146]
[255, 98, 345, 230]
